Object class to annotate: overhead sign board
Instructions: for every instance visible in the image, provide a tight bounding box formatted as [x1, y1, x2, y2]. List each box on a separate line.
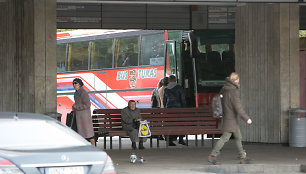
[57, 3, 102, 28]
[57, 0, 299, 3]
[238, 0, 297, 1]
[208, 6, 235, 24]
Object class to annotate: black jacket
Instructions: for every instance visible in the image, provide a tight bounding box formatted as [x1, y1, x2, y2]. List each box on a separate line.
[163, 82, 186, 108]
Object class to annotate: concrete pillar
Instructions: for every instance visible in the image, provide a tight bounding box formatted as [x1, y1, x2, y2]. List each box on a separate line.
[236, 3, 299, 143]
[0, 0, 56, 114]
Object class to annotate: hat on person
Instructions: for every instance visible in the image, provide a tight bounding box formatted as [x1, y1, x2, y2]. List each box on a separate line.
[73, 78, 84, 87]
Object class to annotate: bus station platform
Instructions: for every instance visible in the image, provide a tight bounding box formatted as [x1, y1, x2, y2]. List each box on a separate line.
[96, 137, 306, 174]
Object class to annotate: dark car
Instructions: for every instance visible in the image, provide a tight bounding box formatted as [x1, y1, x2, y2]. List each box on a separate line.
[0, 112, 116, 174]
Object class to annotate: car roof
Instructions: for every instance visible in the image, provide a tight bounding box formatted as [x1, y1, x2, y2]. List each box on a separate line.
[0, 112, 55, 121]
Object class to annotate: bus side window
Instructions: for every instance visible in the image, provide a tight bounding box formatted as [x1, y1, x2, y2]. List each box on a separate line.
[115, 36, 139, 68]
[91, 39, 114, 70]
[128, 53, 138, 66]
[118, 52, 129, 67]
[57, 44, 67, 73]
[68, 41, 89, 71]
[140, 33, 164, 66]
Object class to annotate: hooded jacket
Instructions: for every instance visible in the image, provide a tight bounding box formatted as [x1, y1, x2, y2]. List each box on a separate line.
[221, 77, 250, 132]
[163, 82, 186, 108]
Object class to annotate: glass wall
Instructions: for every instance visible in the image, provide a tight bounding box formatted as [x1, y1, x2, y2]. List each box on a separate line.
[140, 33, 164, 66]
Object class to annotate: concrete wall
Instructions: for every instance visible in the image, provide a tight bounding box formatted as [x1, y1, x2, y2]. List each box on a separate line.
[0, 0, 56, 113]
[236, 3, 299, 143]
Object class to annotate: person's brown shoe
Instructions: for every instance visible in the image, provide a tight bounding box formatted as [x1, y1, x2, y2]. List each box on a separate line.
[208, 155, 219, 165]
[239, 157, 251, 164]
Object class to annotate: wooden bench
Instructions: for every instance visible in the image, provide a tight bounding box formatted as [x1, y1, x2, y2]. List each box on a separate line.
[92, 108, 222, 149]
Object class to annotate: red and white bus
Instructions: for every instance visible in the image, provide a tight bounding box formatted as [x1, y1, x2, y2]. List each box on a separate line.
[56, 29, 235, 121]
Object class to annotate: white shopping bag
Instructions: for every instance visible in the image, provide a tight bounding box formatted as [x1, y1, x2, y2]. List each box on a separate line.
[138, 120, 151, 137]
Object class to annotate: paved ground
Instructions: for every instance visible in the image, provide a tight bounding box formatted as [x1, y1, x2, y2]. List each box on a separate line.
[96, 137, 306, 174]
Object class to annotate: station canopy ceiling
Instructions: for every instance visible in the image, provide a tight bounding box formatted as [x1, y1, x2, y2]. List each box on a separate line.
[57, 0, 301, 3]
[56, 0, 306, 29]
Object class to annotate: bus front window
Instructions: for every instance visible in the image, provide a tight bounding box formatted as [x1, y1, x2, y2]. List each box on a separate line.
[195, 44, 226, 94]
[192, 29, 235, 107]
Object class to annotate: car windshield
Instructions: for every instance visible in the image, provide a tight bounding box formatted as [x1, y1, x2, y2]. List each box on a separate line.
[0, 119, 89, 150]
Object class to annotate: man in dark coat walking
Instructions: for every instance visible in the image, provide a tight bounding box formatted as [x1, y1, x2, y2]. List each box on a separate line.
[208, 72, 252, 164]
[163, 75, 187, 146]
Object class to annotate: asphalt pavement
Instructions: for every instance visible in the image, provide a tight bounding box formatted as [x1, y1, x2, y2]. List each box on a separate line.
[96, 137, 306, 174]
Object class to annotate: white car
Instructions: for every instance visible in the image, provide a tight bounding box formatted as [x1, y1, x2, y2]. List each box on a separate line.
[0, 112, 116, 174]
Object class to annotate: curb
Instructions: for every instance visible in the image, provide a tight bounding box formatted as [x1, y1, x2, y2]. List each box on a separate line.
[203, 164, 302, 174]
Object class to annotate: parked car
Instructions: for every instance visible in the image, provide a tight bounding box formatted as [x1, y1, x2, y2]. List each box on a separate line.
[0, 112, 116, 174]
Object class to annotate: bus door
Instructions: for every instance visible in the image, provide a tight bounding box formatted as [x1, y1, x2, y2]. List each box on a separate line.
[179, 32, 199, 108]
[164, 39, 196, 107]
[164, 40, 178, 78]
[181, 40, 196, 107]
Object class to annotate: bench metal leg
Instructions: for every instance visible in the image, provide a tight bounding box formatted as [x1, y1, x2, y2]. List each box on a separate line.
[186, 135, 189, 146]
[157, 137, 160, 148]
[110, 136, 113, 149]
[104, 135, 107, 149]
[195, 134, 198, 147]
[166, 135, 169, 148]
[201, 134, 204, 146]
[119, 136, 122, 150]
[212, 134, 215, 148]
[150, 137, 153, 148]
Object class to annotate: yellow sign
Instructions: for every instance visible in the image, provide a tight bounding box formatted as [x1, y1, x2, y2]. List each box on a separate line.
[140, 124, 149, 136]
[138, 120, 151, 137]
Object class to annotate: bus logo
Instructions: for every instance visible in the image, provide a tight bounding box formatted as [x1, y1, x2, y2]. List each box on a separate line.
[129, 69, 137, 88]
[116, 68, 158, 88]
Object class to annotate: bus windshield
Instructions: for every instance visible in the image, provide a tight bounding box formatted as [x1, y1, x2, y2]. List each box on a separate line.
[194, 30, 235, 93]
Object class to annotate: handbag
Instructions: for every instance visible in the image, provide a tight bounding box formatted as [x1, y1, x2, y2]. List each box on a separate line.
[66, 111, 78, 132]
[133, 120, 140, 129]
[138, 120, 151, 137]
[151, 95, 158, 107]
